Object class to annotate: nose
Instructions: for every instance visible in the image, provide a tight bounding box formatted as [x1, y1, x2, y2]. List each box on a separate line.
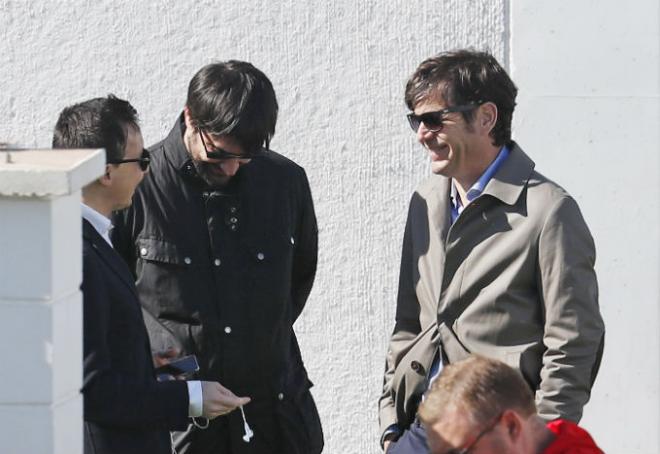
[220, 158, 242, 177]
[416, 121, 435, 143]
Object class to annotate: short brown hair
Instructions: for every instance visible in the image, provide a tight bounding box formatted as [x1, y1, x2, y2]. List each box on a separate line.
[418, 355, 536, 427]
[404, 49, 517, 147]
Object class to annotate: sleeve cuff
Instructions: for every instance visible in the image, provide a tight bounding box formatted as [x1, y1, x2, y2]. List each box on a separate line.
[381, 424, 402, 449]
[187, 380, 203, 417]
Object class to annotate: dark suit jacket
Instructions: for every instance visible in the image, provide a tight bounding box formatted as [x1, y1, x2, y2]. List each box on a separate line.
[82, 219, 190, 454]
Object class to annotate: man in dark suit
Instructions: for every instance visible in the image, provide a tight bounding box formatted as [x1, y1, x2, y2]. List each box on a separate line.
[53, 95, 250, 454]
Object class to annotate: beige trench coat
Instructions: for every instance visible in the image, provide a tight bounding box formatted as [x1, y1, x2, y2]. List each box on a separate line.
[379, 143, 605, 437]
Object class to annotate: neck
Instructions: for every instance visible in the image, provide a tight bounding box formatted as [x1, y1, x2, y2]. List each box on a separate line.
[529, 417, 555, 454]
[82, 190, 113, 219]
[453, 142, 501, 205]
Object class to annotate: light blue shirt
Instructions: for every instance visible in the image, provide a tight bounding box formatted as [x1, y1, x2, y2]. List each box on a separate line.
[450, 145, 510, 223]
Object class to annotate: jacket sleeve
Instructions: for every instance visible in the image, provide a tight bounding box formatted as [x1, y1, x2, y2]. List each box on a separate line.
[536, 195, 605, 422]
[291, 168, 318, 322]
[378, 198, 423, 437]
[81, 248, 190, 430]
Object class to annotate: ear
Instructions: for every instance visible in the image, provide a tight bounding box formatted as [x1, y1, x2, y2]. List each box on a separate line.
[501, 409, 522, 441]
[478, 102, 498, 135]
[183, 106, 195, 131]
[99, 164, 113, 187]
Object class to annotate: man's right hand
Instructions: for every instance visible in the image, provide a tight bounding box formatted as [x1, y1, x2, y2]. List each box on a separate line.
[200, 381, 250, 419]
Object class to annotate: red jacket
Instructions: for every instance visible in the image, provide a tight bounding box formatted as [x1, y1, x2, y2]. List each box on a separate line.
[543, 420, 604, 454]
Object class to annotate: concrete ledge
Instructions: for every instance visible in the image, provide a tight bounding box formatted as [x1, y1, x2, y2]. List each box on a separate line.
[0, 149, 105, 198]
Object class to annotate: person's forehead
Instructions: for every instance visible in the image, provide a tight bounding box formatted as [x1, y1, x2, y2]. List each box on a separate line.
[121, 128, 143, 157]
[413, 98, 448, 115]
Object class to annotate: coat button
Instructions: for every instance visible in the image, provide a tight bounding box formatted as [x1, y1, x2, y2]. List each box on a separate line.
[256, 252, 265, 261]
[230, 225, 237, 231]
[410, 361, 425, 375]
[184, 257, 192, 265]
[229, 217, 238, 224]
[277, 393, 284, 400]
[224, 326, 232, 334]
[214, 258, 221, 266]
[230, 206, 237, 213]
[140, 247, 148, 256]
[290, 236, 295, 245]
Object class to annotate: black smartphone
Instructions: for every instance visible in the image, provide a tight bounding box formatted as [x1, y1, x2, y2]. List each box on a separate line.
[155, 355, 199, 380]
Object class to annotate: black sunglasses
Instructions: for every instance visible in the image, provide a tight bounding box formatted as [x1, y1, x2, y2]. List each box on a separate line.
[107, 148, 151, 171]
[407, 102, 483, 133]
[198, 130, 262, 160]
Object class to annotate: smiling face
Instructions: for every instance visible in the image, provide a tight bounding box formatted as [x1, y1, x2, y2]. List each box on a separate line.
[411, 94, 500, 191]
[413, 98, 480, 180]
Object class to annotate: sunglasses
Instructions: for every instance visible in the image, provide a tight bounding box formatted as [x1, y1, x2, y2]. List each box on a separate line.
[198, 130, 262, 160]
[107, 148, 151, 171]
[407, 102, 482, 133]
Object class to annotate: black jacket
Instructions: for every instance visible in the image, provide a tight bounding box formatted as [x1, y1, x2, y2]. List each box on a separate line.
[112, 116, 323, 454]
[82, 219, 189, 454]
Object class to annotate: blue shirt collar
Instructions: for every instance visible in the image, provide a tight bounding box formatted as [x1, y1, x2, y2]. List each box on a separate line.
[450, 145, 510, 217]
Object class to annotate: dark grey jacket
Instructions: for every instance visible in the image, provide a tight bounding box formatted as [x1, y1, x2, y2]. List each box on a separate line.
[112, 116, 323, 454]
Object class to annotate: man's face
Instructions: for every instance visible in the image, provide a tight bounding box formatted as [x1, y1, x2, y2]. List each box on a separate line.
[190, 131, 251, 187]
[426, 408, 516, 454]
[183, 108, 252, 188]
[412, 98, 480, 180]
[109, 126, 146, 210]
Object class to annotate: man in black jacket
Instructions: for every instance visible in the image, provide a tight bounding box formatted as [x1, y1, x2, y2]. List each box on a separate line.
[53, 95, 249, 454]
[112, 61, 323, 454]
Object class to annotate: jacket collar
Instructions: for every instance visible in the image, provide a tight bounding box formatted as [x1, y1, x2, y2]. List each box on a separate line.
[481, 141, 536, 206]
[82, 218, 139, 299]
[164, 113, 200, 179]
[426, 141, 535, 239]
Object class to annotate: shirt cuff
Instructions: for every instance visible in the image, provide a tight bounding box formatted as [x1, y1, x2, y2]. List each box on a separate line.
[187, 380, 203, 417]
[381, 424, 402, 448]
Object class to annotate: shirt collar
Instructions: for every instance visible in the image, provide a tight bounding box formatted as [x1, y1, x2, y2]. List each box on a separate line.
[81, 203, 113, 246]
[450, 144, 510, 208]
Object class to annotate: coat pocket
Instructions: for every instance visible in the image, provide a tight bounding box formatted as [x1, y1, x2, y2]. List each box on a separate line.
[135, 237, 203, 320]
[276, 380, 324, 454]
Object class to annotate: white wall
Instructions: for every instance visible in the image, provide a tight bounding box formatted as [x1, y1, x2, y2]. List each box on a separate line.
[511, 1, 660, 452]
[1, 1, 658, 453]
[0, 2, 505, 452]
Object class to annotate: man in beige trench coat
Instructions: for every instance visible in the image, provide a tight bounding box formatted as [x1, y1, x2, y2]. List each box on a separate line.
[379, 49, 605, 454]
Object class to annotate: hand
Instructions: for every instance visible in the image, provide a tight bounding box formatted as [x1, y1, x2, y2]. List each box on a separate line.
[153, 346, 180, 368]
[201, 382, 250, 419]
[383, 432, 399, 453]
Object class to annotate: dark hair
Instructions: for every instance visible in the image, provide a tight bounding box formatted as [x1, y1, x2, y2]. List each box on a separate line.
[52, 94, 139, 162]
[186, 60, 278, 153]
[405, 49, 517, 146]
[418, 355, 536, 428]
